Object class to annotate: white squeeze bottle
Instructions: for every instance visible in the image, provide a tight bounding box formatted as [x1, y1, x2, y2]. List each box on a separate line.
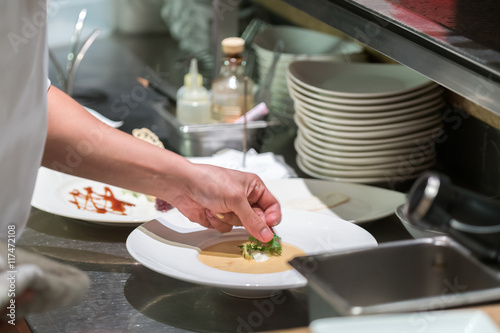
[176, 58, 211, 124]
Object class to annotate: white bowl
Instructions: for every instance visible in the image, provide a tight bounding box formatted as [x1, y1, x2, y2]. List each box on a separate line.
[395, 204, 445, 239]
[253, 25, 365, 61]
[287, 61, 433, 98]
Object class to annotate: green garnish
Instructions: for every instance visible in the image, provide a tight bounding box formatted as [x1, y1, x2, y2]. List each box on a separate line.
[238, 234, 282, 260]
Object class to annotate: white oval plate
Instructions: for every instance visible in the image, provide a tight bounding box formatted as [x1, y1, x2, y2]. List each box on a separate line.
[31, 167, 162, 226]
[126, 208, 377, 298]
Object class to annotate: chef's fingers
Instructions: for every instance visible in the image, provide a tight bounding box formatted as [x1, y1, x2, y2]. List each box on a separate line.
[233, 202, 274, 242]
[246, 182, 282, 228]
[205, 213, 234, 233]
[206, 210, 243, 226]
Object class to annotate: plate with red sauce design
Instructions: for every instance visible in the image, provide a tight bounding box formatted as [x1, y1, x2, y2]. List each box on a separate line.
[31, 167, 164, 226]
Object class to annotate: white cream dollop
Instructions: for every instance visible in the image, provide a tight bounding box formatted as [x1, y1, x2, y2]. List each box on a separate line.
[252, 251, 270, 262]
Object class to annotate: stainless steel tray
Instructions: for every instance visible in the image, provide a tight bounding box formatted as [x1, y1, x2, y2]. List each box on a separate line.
[290, 236, 500, 321]
[153, 103, 279, 156]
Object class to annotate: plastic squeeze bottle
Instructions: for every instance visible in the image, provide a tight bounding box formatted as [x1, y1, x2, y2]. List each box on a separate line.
[176, 58, 211, 124]
[211, 37, 254, 123]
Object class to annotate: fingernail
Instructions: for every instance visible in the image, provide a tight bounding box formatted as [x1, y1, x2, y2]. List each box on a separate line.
[216, 213, 224, 220]
[260, 228, 273, 242]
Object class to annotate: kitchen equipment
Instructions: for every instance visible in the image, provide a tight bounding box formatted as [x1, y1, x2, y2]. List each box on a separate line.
[395, 204, 445, 239]
[152, 102, 278, 156]
[404, 171, 500, 262]
[290, 236, 500, 321]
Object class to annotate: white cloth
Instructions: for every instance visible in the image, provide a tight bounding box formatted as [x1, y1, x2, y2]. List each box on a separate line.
[0, 0, 49, 240]
[0, 0, 89, 321]
[188, 149, 297, 180]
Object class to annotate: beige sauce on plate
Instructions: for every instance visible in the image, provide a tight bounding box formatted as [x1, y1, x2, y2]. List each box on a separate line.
[198, 240, 305, 274]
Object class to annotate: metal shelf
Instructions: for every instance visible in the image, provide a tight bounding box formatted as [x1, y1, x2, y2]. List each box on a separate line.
[283, 0, 500, 117]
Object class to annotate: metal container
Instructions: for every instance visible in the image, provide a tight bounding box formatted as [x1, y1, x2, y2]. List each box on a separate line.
[290, 237, 500, 321]
[153, 103, 279, 156]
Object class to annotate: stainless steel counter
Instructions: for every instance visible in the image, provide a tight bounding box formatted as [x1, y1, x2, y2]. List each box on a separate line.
[19, 207, 411, 332]
[22, 32, 415, 332]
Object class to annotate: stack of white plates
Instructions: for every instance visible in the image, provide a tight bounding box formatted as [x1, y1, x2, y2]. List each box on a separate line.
[287, 61, 445, 184]
[252, 25, 366, 119]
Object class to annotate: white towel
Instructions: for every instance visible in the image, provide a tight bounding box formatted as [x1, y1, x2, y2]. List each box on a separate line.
[188, 148, 297, 180]
[0, 244, 89, 319]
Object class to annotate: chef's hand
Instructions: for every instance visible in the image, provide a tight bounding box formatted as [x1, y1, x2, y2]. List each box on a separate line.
[163, 164, 281, 243]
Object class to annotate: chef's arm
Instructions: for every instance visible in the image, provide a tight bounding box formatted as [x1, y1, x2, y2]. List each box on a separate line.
[42, 85, 280, 242]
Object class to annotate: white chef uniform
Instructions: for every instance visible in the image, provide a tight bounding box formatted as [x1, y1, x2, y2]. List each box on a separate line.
[0, 0, 89, 320]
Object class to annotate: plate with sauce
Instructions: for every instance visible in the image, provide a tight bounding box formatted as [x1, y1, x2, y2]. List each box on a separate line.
[126, 208, 377, 298]
[31, 167, 163, 226]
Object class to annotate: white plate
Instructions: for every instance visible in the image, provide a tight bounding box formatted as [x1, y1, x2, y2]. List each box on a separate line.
[263, 178, 405, 223]
[298, 124, 442, 150]
[310, 310, 500, 333]
[296, 105, 441, 132]
[31, 167, 162, 226]
[295, 100, 445, 126]
[288, 74, 440, 106]
[296, 156, 427, 184]
[297, 132, 434, 158]
[294, 113, 442, 140]
[293, 96, 445, 120]
[126, 208, 377, 298]
[295, 137, 436, 168]
[289, 85, 444, 112]
[288, 61, 433, 98]
[297, 152, 435, 177]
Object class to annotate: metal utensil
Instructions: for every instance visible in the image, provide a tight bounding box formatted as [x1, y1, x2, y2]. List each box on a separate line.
[66, 9, 88, 77]
[66, 28, 101, 96]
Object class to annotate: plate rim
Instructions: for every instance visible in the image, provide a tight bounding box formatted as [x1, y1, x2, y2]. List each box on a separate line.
[31, 167, 162, 225]
[126, 208, 378, 292]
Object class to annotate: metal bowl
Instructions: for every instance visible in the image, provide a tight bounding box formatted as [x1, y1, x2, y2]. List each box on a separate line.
[395, 204, 445, 239]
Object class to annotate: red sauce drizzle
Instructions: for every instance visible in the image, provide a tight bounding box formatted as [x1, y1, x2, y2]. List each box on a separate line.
[69, 186, 135, 215]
